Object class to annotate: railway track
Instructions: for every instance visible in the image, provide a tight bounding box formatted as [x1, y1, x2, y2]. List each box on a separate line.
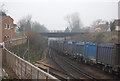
[50, 48, 120, 81]
[54, 52, 100, 81]
[48, 48, 75, 79]
[35, 62, 71, 80]
[62, 56, 99, 80]
[63, 54, 120, 80]
[49, 48, 101, 80]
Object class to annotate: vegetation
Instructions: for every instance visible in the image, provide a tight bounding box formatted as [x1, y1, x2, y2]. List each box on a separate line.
[12, 14, 49, 64]
[0, 4, 7, 16]
[110, 21, 116, 31]
[32, 21, 48, 33]
[70, 32, 118, 44]
[0, 11, 7, 16]
[64, 12, 82, 32]
[15, 33, 25, 38]
[17, 15, 48, 33]
[9, 31, 48, 64]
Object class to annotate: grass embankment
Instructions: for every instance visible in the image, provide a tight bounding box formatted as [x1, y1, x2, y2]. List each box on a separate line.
[70, 32, 119, 44]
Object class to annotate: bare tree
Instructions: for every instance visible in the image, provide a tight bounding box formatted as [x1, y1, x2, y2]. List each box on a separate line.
[0, 4, 7, 16]
[32, 21, 48, 33]
[64, 12, 82, 32]
[0, 4, 5, 11]
[64, 15, 73, 30]
[17, 15, 32, 32]
[64, 27, 70, 32]
[91, 19, 103, 29]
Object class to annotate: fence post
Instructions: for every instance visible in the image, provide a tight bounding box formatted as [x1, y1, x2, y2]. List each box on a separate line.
[21, 60, 22, 79]
[31, 66, 32, 79]
[15, 57, 17, 77]
[25, 62, 27, 79]
[46, 76, 48, 81]
[37, 70, 39, 79]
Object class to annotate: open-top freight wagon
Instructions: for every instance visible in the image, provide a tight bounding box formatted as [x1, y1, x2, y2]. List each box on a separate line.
[49, 41, 120, 74]
[97, 44, 120, 73]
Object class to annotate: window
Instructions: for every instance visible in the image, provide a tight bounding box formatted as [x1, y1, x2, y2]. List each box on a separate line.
[7, 36, 10, 38]
[4, 35, 7, 38]
[4, 24, 7, 29]
[7, 24, 11, 29]
[4, 35, 10, 38]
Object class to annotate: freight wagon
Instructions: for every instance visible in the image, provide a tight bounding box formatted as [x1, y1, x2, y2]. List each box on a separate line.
[49, 40, 120, 73]
[97, 43, 120, 73]
[85, 42, 97, 63]
[72, 42, 85, 61]
[64, 41, 73, 56]
[57, 41, 64, 53]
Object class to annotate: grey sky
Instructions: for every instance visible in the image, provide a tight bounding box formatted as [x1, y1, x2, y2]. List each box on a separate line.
[0, 0, 118, 30]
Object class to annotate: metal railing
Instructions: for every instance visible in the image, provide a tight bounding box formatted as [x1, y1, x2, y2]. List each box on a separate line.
[3, 37, 60, 80]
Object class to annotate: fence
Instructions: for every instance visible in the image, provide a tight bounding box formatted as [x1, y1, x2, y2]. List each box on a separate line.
[3, 37, 60, 80]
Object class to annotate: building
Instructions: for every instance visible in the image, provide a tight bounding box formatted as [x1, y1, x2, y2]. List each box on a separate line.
[95, 24, 110, 32]
[114, 19, 120, 31]
[0, 12, 16, 42]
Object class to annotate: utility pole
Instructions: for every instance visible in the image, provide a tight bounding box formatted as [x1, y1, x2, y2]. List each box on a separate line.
[118, 1, 120, 44]
[22, 39, 29, 60]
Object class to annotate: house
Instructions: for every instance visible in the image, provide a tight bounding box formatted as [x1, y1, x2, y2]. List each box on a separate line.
[114, 19, 120, 31]
[95, 24, 110, 32]
[0, 12, 16, 42]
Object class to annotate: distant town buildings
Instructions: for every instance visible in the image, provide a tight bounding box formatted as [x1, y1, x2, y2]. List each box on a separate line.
[95, 24, 110, 32]
[94, 19, 120, 32]
[114, 19, 120, 31]
[0, 12, 16, 42]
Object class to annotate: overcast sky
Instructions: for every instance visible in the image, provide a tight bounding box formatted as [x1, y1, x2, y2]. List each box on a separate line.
[0, 0, 119, 30]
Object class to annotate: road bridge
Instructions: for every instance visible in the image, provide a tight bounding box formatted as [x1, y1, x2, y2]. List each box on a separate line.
[39, 32, 85, 37]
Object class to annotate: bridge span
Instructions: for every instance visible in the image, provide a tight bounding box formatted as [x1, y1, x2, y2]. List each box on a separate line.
[39, 32, 85, 37]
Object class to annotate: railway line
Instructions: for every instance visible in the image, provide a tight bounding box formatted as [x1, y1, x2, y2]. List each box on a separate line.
[49, 48, 101, 80]
[62, 57, 98, 80]
[49, 48, 120, 81]
[35, 61, 71, 80]
[48, 49, 75, 79]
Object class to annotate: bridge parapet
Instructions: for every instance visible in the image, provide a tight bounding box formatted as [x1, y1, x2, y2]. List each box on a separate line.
[3, 48, 59, 80]
[2, 37, 60, 80]
[49, 30, 65, 33]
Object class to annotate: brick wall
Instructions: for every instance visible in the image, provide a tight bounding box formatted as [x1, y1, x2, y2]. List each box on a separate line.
[0, 22, 2, 42]
[0, 16, 16, 42]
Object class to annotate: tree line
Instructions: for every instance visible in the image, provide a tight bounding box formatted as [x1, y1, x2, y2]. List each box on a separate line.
[17, 15, 48, 33]
[0, 3, 116, 33]
[64, 12, 116, 33]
